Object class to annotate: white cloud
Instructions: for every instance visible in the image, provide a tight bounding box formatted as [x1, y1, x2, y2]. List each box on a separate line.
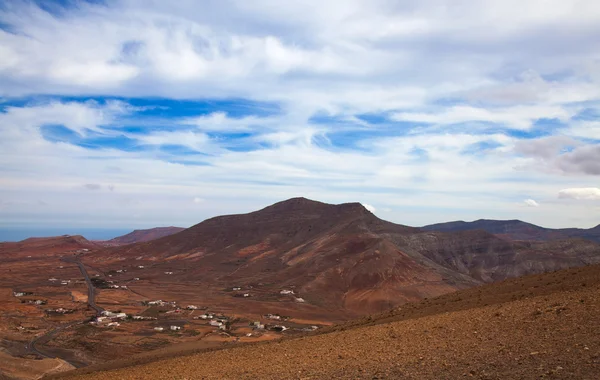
[558, 188, 600, 200]
[193, 197, 204, 204]
[523, 199, 540, 207]
[361, 203, 376, 213]
[392, 105, 574, 130]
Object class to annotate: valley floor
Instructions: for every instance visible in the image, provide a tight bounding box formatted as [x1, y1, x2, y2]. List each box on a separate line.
[54, 264, 600, 380]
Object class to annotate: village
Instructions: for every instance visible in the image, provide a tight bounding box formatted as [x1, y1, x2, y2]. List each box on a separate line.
[6, 256, 325, 372]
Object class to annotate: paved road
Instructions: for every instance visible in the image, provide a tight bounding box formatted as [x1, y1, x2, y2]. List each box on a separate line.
[27, 255, 103, 366]
[61, 256, 105, 315]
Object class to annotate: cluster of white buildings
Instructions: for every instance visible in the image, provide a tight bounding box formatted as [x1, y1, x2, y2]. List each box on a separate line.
[147, 299, 177, 307]
[132, 315, 156, 321]
[108, 284, 128, 289]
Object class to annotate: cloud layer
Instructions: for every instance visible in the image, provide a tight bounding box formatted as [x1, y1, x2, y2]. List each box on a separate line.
[0, 0, 599, 230]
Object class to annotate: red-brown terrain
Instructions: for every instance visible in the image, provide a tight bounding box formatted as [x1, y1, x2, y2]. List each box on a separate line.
[1, 198, 599, 379]
[55, 262, 600, 380]
[51, 265, 600, 380]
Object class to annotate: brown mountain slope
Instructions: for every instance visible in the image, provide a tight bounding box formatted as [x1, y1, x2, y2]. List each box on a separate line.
[106, 226, 185, 245]
[82, 198, 600, 315]
[58, 263, 600, 380]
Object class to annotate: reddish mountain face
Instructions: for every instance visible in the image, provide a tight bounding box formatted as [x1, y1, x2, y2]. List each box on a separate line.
[105, 227, 186, 245]
[83, 198, 600, 315]
[0, 235, 98, 258]
[422, 219, 600, 243]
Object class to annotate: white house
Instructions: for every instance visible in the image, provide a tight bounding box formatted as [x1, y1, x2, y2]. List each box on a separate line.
[295, 297, 305, 303]
[232, 287, 241, 291]
[134, 278, 140, 281]
[13, 292, 25, 297]
[209, 320, 223, 327]
[170, 325, 181, 331]
[107, 322, 120, 327]
[186, 305, 198, 310]
[280, 290, 294, 295]
[154, 327, 164, 332]
[138, 265, 145, 269]
[164, 271, 173, 275]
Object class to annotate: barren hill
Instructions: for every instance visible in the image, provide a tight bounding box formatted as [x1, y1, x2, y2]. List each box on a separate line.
[82, 198, 600, 314]
[0, 235, 97, 258]
[422, 219, 600, 243]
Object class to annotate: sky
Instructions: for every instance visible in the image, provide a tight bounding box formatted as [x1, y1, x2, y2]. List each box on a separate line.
[1, 0, 600, 234]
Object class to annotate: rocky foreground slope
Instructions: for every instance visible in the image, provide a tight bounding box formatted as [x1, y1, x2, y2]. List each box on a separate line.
[56, 263, 600, 380]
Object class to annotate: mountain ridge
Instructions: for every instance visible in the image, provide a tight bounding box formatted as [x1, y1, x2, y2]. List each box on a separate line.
[422, 218, 600, 242]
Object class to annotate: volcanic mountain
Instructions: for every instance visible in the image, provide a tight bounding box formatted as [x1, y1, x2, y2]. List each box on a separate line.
[105, 226, 186, 245]
[83, 198, 600, 314]
[422, 219, 600, 243]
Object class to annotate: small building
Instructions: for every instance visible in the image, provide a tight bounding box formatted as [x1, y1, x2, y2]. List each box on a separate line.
[48, 278, 58, 282]
[164, 271, 173, 275]
[186, 305, 198, 310]
[280, 289, 294, 295]
[295, 297, 305, 303]
[232, 287, 241, 291]
[107, 322, 120, 327]
[243, 293, 251, 297]
[13, 292, 26, 297]
[154, 327, 164, 332]
[138, 266, 145, 269]
[170, 325, 181, 331]
[209, 320, 223, 327]
[134, 277, 140, 281]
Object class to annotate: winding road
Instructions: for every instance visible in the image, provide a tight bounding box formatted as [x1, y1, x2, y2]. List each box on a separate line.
[26, 255, 104, 365]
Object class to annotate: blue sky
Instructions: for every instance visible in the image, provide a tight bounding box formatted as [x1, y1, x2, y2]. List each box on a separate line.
[1, 0, 600, 233]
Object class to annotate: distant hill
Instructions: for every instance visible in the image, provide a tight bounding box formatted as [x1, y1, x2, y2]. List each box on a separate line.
[0, 235, 98, 258]
[105, 227, 186, 245]
[84, 198, 600, 314]
[421, 219, 600, 243]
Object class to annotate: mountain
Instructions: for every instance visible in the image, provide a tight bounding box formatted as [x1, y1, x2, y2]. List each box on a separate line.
[83, 198, 600, 315]
[422, 219, 600, 243]
[106, 226, 186, 245]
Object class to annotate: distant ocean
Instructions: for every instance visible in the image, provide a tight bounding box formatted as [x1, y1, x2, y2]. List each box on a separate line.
[0, 227, 132, 242]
